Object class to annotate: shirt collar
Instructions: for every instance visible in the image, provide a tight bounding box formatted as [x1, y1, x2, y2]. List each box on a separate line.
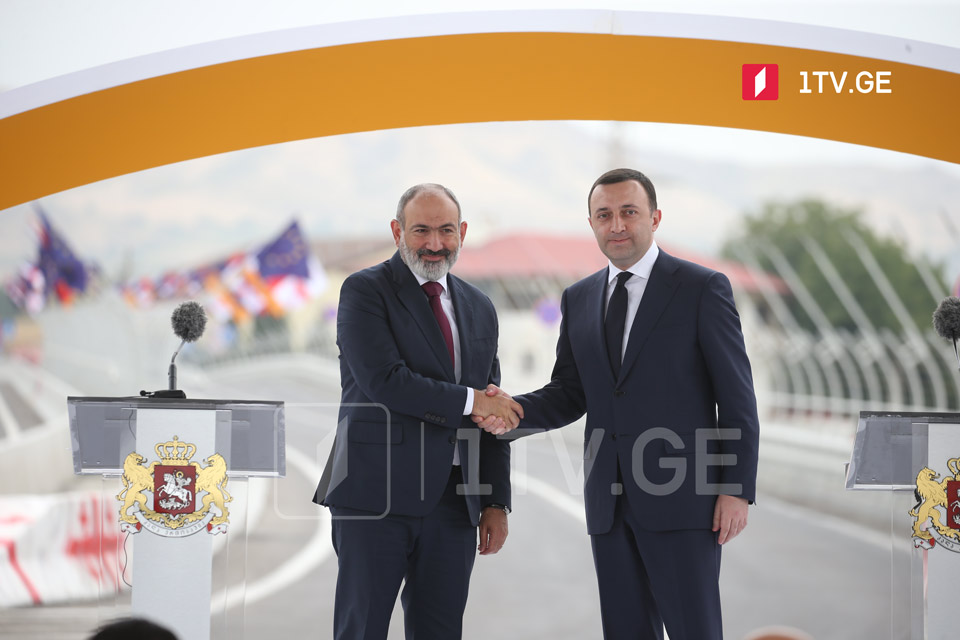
[412, 270, 450, 297]
[607, 240, 659, 285]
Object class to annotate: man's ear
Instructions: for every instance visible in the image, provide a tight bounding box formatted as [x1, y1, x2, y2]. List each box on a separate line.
[391, 219, 402, 247]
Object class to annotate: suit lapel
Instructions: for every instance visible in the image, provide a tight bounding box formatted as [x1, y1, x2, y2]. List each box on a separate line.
[584, 269, 615, 382]
[618, 251, 680, 382]
[388, 252, 456, 382]
[448, 274, 474, 384]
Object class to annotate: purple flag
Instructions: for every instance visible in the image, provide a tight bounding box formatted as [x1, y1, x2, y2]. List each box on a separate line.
[36, 208, 88, 295]
[256, 221, 310, 279]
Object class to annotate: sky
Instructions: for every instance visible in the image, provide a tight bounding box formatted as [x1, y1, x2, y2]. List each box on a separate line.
[0, 0, 958, 282]
[1, 0, 958, 90]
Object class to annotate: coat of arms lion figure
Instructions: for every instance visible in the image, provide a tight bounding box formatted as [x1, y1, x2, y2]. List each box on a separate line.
[909, 457, 960, 545]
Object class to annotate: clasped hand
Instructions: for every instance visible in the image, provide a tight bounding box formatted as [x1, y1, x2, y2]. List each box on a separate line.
[471, 385, 521, 435]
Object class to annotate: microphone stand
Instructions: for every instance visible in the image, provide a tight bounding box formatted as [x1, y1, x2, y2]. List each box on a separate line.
[168, 338, 185, 391]
[140, 339, 188, 399]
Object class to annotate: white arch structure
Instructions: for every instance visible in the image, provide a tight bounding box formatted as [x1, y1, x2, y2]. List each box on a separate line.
[0, 10, 958, 211]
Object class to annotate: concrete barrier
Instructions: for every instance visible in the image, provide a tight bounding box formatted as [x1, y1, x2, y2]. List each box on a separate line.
[0, 358, 80, 495]
[0, 491, 127, 607]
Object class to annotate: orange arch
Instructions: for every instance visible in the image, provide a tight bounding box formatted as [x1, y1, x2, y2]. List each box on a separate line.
[1, 31, 958, 211]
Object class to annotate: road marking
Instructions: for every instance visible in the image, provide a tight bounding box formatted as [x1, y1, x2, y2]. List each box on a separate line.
[218, 445, 331, 611]
[218, 464, 588, 612]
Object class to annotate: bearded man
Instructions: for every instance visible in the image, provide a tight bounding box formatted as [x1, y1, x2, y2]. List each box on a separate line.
[314, 183, 522, 640]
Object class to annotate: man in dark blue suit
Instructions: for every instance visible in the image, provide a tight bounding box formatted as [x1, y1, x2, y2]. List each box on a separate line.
[314, 183, 523, 640]
[479, 168, 760, 640]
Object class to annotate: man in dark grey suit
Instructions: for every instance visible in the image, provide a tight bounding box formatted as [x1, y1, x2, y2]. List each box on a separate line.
[479, 168, 760, 640]
[314, 183, 522, 640]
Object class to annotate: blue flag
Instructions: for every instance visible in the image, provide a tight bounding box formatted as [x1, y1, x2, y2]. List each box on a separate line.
[36, 208, 88, 295]
[257, 221, 310, 279]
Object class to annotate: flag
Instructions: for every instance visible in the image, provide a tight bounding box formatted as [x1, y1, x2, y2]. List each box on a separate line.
[534, 296, 562, 325]
[256, 221, 327, 313]
[119, 277, 157, 308]
[155, 271, 190, 300]
[266, 256, 328, 312]
[35, 207, 88, 301]
[5, 263, 46, 314]
[220, 253, 272, 317]
[1, 318, 15, 344]
[202, 270, 250, 324]
[121, 219, 325, 321]
[256, 221, 310, 278]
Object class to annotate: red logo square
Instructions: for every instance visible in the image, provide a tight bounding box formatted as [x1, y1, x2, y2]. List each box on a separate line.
[742, 64, 779, 100]
[948, 480, 960, 530]
[154, 464, 197, 514]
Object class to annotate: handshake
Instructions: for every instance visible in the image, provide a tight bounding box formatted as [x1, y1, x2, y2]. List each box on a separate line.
[471, 385, 522, 436]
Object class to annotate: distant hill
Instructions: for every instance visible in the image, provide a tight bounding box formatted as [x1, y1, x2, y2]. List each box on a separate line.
[1, 120, 958, 281]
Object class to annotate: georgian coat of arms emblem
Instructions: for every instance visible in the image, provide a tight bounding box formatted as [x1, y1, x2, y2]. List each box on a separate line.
[116, 436, 232, 537]
[909, 456, 960, 552]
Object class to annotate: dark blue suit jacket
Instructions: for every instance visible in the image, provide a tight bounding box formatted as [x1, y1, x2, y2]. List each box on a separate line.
[314, 251, 511, 525]
[516, 250, 759, 535]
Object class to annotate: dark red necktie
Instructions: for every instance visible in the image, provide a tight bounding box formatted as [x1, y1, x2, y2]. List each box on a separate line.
[422, 281, 455, 367]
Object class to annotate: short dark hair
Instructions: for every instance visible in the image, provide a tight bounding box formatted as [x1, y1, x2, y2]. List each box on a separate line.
[587, 168, 657, 214]
[90, 618, 178, 640]
[396, 183, 462, 228]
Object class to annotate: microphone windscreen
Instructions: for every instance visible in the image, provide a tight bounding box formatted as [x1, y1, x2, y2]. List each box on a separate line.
[171, 301, 207, 343]
[932, 296, 960, 341]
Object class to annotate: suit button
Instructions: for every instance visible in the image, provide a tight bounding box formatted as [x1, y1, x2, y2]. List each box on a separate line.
[449, 436, 457, 444]
[614, 389, 625, 397]
[611, 433, 618, 440]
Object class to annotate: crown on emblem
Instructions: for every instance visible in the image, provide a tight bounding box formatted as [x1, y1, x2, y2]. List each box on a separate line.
[155, 436, 196, 465]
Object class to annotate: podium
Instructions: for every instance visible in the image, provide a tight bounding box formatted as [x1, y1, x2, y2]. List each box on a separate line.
[845, 411, 960, 640]
[68, 396, 285, 640]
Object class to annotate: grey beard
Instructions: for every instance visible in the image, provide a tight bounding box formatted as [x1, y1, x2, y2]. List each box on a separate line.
[399, 239, 459, 281]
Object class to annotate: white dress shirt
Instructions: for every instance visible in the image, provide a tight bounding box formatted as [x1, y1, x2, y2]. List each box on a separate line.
[604, 241, 660, 362]
[413, 272, 471, 465]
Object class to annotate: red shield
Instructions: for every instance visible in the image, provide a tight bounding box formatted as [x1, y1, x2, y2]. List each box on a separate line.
[948, 480, 960, 531]
[154, 465, 197, 514]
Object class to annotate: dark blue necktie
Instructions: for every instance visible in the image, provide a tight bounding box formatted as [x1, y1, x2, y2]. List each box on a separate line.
[605, 272, 632, 378]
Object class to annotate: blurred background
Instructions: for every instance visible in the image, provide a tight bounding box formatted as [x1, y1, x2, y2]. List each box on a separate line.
[1, 2, 959, 639]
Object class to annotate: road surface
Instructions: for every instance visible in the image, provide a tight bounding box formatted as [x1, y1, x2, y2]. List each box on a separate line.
[0, 357, 900, 639]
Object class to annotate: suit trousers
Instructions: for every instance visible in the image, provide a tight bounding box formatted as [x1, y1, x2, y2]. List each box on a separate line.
[590, 482, 723, 640]
[329, 467, 477, 640]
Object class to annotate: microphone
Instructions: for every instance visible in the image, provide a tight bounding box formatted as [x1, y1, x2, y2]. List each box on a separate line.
[141, 301, 207, 399]
[933, 296, 960, 370]
[169, 301, 207, 391]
